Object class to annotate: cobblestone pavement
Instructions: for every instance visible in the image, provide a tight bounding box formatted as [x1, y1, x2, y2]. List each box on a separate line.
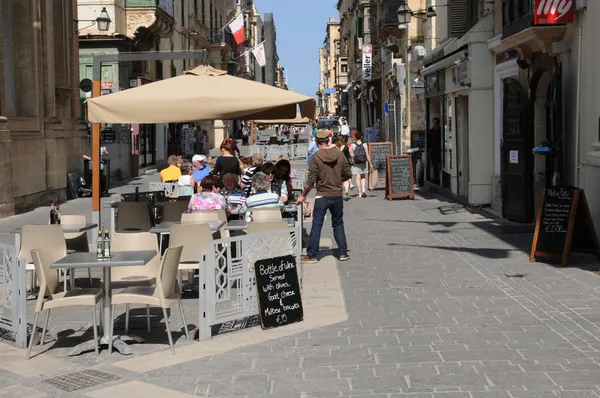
[1, 182, 600, 397]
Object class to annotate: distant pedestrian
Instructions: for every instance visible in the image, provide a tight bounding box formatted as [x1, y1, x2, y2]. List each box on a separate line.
[349, 130, 373, 198]
[341, 120, 350, 142]
[335, 136, 352, 201]
[202, 129, 211, 156]
[297, 130, 352, 263]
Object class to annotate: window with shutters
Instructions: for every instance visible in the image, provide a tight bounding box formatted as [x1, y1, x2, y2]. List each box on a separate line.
[448, 0, 482, 38]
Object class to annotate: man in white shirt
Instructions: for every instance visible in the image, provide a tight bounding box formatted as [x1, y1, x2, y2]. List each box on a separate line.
[341, 120, 350, 142]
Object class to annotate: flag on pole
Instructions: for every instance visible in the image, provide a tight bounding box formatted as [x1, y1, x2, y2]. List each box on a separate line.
[228, 14, 245, 45]
[251, 42, 266, 67]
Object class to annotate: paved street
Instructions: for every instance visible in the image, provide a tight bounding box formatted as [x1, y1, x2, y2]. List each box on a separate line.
[1, 183, 600, 397]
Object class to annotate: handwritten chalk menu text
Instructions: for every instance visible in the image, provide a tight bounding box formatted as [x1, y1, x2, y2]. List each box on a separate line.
[369, 142, 393, 176]
[386, 155, 414, 199]
[530, 186, 600, 266]
[254, 255, 303, 329]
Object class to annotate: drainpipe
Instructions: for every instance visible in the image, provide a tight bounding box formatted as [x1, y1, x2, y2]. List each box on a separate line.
[574, 12, 584, 186]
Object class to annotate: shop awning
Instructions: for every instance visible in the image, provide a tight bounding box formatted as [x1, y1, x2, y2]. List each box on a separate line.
[420, 51, 467, 77]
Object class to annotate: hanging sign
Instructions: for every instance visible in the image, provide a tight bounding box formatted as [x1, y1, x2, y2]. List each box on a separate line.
[362, 44, 372, 82]
[534, 0, 574, 25]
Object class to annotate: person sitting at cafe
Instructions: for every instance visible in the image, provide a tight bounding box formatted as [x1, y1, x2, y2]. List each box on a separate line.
[246, 172, 283, 210]
[177, 162, 196, 196]
[191, 154, 211, 183]
[222, 172, 246, 209]
[160, 155, 182, 183]
[272, 159, 294, 204]
[188, 175, 228, 213]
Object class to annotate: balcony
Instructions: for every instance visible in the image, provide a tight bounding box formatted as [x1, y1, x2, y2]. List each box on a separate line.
[499, 0, 567, 55]
[379, 0, 404, 29]
[125, 0, 175, 49]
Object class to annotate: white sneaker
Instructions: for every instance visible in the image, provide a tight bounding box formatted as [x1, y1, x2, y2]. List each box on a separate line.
[350, 184, 355, 190]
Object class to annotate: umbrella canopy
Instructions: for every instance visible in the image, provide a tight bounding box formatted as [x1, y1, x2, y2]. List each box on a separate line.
[254, 113, 312, 125]
[86, 65, 316, 124]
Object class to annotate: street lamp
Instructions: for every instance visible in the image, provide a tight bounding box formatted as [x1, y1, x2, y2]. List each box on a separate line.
[75, 7, 112, 33]
[397, 2, 437, 28]
[396, 1, 412, 29]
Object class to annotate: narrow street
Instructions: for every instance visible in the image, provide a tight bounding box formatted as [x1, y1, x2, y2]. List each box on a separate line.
[1, 183, 600, 397]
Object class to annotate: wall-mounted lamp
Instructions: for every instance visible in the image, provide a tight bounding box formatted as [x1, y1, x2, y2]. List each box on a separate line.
[517, 58, 530, 70]
[75, 7, 112, 33]
[397, 0, 437, 29]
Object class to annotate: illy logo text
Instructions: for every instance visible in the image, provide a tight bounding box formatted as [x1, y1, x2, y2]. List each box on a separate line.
[534, 0, 574, 25]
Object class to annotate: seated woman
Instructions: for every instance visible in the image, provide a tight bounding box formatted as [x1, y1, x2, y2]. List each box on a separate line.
[177, 162, 196, 196]
[188, 175, 228, 213]
[273, 159, 294, 204]
[222, 172, 246, 209]
[245, 172, 283, 210]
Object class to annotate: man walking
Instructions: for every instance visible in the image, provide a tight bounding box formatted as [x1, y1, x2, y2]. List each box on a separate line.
[297, 130, 352, 263]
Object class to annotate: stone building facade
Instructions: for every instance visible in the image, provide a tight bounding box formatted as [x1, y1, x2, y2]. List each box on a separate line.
[0, 0, 87, 218]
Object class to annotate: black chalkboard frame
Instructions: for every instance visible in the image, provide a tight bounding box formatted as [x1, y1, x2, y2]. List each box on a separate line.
[386, 154, 414, 200]
[253, 255, 304, 330]
[530, 188, 600, 266]
[369, 142, 394, 185]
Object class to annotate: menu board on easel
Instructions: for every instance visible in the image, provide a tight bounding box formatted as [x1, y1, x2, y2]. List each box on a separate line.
[386, 155, 414, 200]
[254, 255, 303, 329]
[530, 186, 600, 266]
[369, 142, 393, 186]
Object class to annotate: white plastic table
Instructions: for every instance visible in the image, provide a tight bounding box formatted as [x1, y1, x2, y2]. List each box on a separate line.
[52, 250, 157, 356]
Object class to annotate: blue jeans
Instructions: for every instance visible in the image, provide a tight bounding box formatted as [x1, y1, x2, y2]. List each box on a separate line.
[307, 196, 348, 258]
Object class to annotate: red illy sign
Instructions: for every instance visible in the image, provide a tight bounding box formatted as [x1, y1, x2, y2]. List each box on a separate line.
[534, 0, 574, 25]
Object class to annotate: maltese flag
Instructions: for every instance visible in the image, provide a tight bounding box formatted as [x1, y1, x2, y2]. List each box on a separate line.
[228, 14, 245, 45]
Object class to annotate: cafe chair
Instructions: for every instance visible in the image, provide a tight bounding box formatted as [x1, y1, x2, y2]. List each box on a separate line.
[60, 215, 93, 287]
[27, 249, 103, 359]
[19, 225, 70, 294]
[116, 202, 151, 233]
[111, 232, 160, 334]
[162, 200, 190, 222]
[247, 220, 289, 234]
[182, 210, 229, 239]
[169, 223, 213, 291]
[109, 246, 188, 355]
[250, 207, 283, 221]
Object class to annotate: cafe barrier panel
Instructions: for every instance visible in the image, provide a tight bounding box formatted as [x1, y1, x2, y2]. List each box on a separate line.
[0, 244, 27, 348]
[198, 227, 299, 340]
[249, 143, 308, 162]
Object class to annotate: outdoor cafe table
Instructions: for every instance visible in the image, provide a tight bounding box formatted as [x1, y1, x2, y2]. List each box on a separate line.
[51, 250, 157, 356]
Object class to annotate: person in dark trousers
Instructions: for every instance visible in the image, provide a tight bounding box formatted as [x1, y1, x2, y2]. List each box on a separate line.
[297, 130, 352, 263]
[427, 117, 442, 184]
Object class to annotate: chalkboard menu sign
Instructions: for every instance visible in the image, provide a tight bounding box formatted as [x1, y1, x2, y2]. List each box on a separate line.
[369, 142, 393, 184]
[386, 155, 414, 200]
[530, 186, 600, 266]
[254, 255, 303, 329]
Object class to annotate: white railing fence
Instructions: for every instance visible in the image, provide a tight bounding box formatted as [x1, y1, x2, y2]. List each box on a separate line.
[198, 227, 300, 340]
[0, 244, 27, 348]
[249, 143, 308, 162]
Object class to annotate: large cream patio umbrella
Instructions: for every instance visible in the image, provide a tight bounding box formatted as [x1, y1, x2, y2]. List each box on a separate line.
[253, 112, 312, 125]
[86, 65, 316, 123]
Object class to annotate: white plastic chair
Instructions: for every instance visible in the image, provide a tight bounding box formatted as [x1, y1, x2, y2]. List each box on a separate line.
[169, 223, 213, 290]
[27, 249, 103, 359]
[110, 246, 187, 354]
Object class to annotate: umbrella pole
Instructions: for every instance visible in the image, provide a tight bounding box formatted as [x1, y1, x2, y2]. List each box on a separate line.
[251, 121, 256, 145]
[92, 80, 101, 232]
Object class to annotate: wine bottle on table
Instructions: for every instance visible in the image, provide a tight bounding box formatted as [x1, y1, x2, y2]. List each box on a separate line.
[103, 230, 111, 258]
[96, 231, 104, 259]
[49, 202, 56, 224]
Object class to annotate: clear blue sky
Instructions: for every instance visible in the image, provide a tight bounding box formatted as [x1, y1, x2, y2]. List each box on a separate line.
[253, 0, 338, 98]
